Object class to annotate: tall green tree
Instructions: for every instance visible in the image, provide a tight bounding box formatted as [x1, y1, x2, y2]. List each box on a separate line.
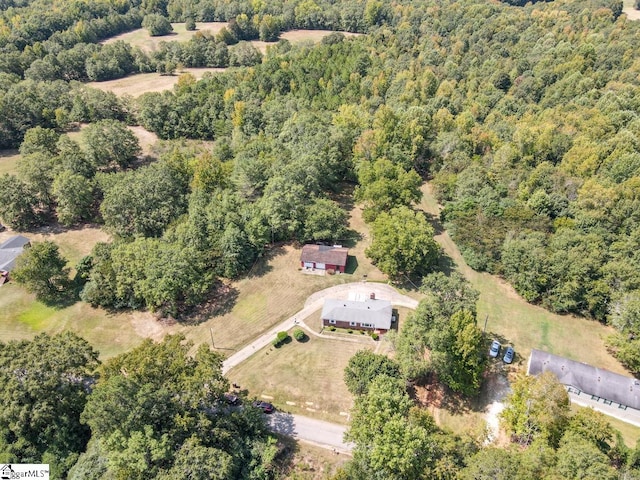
[0, 333, 99, 475]
[82, 120, 141, 170]
[366, 206, 440, 279]
[501, 372, 570, 447]
[11, 240, 72, 304]
[81, 335, 273, 480]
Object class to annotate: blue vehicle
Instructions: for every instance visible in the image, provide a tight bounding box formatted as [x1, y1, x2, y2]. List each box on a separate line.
[503, 346, 515, 364]
[489, 340, 501, 358]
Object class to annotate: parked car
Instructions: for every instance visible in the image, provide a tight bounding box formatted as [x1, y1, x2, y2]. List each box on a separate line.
[224, 392, 240, 405]
[252, 400, 274, 413]
[503, 346, 515, 364]
[489, 340, 501, 358]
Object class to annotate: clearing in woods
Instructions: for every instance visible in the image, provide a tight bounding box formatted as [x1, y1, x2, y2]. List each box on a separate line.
[0, 199, 387, 360]
[94, 24, 361, 97]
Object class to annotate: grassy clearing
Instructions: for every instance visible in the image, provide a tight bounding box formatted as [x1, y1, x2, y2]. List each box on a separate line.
[419, 183, 625, 374]
[103, 22, 229, 53]
[87, 68, 225, 97]
[104, 23, 361, 54]
[0, 226, 153, 358]
[228, 331, 368, 424]
[0, 149, 20, 176]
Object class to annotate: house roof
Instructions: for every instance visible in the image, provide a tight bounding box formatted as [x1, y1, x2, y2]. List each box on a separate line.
[300, 244, 348, 267]
[527, 349, 640, 410]
[0, 235, 30, 250]
[321, 298, 392, 330]
[0, 235, 30, 272]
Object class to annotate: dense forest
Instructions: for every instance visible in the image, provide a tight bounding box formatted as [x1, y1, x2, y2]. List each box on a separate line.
[3, 0, 640, 476]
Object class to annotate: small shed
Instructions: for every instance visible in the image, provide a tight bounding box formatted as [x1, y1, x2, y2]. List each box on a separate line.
[527, 349, 640, 410]
[300, 244, 348, 273]
[321, 297, 392, 332]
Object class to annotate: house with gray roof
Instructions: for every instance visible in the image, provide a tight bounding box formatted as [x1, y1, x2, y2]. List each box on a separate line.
[321, 296, 393, 332]
[0, 235, 30, 274]
[528, 349, 640, 410]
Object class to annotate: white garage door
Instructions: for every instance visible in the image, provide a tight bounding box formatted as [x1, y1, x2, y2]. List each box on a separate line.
[304, 262, 314, 268]
[315, 263, 326, 269]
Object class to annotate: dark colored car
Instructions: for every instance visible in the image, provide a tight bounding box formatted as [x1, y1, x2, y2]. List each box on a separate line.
[224, 393, 240, 405]
[503, 346, 515, 364]
[489, 340, 501, 358]
[252, 400, 274, 413]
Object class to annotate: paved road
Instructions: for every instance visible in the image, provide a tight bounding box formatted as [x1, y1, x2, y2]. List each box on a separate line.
[221, 282, 418, 375]
[268, 412, 354, 453]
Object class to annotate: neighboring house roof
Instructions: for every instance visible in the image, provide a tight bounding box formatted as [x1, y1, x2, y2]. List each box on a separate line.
[321, 298, 392, 330]
[301, 244, 348, 267]
[0, 235, 30, 272]
[528, 349, 640, 410]
[0, 235, 30, 250]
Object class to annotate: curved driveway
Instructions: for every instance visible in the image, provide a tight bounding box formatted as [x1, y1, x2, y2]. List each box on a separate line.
[222, 282, 418, 374]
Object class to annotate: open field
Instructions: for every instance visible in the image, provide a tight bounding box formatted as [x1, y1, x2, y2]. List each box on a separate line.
[97, 25, 362, 97]
[419, 182, 626, 375]
[87, 68, 225, 97]
[0, 226, 154, 358]
[227, 331, 368, 424]
[0, 149, 20, 176]
[103, 22, 230, 53]
[104, 22, 361, 54]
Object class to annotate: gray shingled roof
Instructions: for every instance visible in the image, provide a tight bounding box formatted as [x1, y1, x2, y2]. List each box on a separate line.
[321, 298, 392, 329]
[300, 245, 348, 267]
[0, 235, 30, 272]
[528, 349, 640, 410]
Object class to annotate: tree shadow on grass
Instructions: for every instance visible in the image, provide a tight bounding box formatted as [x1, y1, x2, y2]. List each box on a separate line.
[243, 244, 288, 279]
[344, 255, 359, 275]
[175, 282, 239, 326]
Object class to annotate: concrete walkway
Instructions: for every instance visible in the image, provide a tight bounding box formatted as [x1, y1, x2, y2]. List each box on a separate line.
[569, 391, 640, 427]
[222, 282, 419, 375]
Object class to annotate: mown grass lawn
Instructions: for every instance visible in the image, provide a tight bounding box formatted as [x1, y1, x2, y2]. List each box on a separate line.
[227, 332, 368, 424]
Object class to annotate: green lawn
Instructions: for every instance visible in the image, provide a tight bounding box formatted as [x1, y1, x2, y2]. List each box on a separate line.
[227, 332, 368, 424]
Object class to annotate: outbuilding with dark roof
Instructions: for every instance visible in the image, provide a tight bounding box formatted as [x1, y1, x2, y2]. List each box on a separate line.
[527, 349, 640, 410]
[300, 244, 348, 273]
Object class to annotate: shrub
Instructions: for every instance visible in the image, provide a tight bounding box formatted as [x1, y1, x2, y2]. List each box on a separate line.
[185, 17, 196, 31]
[293, 328, 306, 341]
[329, 326, 336, 331]
[273, 331, 290, 347]
[371, 333, 379, 341]
[142, 14, 173, 36]
[326, 268, 335, 275]
[348, 329, 353, 334]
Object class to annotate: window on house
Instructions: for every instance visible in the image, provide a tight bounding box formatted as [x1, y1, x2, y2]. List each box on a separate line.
[362, 323, 373, 328]
[349, 321, 357, 326]
[329, 319, 336, 324]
